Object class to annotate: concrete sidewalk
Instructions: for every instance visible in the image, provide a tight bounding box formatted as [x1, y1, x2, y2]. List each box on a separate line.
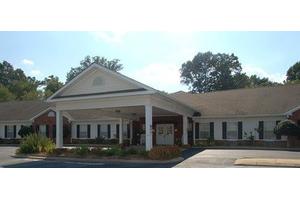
[235, 158, 300, 167]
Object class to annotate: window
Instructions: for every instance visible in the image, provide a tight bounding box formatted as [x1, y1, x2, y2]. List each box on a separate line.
[264, 121, 276, 140]
[199, 123, 210, 139]
[79, 124, 88, 138]
[6, 125, 15, 138]
[100, 124, 108, 139]
[48, 111, 55, 117]
[39, 125, 47, 137]
[195, 123, 200, 139]
[227, 122, 238, 139]
[92, 77, 104, 86]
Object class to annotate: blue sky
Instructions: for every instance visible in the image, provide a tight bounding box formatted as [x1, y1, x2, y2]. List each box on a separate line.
[0, 31, 299, 92]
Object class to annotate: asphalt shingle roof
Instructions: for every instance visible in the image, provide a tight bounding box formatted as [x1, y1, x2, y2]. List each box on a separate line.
[0, 100, 51, 122]
[1, 84, 300, 121]
[170, 84, 300, 117]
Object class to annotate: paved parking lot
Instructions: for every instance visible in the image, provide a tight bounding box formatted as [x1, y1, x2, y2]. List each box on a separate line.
[175, 148, 300, 167]
[1, 146, 300, 168]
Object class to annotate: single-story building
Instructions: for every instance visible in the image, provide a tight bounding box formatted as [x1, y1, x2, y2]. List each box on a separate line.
[0, 63, 299, 150]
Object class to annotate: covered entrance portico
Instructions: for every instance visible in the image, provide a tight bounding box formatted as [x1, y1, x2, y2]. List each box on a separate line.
[48, 64, 197, 150]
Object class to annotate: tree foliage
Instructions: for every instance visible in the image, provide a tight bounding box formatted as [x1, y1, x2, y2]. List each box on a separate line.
[66, 56, 123, 83]
[0, 61, 42, 101]
[274, 120, 300, 136]
[286, 61, 300, 83]
[180, 52, 280, 93]
[247, 75, 279, 88]
[0, 84, 15, 102]
[42, 75, 63, 98]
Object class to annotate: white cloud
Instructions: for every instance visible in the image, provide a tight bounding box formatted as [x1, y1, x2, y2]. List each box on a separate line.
[22, 59, 34, 65]
[128, 63, 188, 93]
[30, 69, 41, 77]
[91, 31, 127, 44]
[243, 65, 286, 83]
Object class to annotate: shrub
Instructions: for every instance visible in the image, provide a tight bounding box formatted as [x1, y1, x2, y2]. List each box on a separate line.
[175, 138, 182, 146]
[148, 146, 181, 160]
[51, 148, 69, 156]
[18, 134, 55, 154]
[74, 144, 90, 156]
[274, 120, 300, 136]
[104, 146, 123, 156]
[90, 147, 105, 156]
[126, 148, 138, 155]
[18, 126, 34, 138]
[108, 139, 119, 145]
[95, 136, 106, 144]
[137, 149, 148, 157]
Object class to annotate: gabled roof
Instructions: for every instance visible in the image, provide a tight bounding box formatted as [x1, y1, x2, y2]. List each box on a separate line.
[47, 63, 198, 113]
[170, 84, 300, 118]
[47, 63, 156, 101]
[0, 100, 52, 122]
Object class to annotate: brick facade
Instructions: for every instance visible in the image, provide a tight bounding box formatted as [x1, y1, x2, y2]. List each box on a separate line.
[290, 109, 300, 125]
[133, 115, 183, 145]
[32, 110, 71, 142]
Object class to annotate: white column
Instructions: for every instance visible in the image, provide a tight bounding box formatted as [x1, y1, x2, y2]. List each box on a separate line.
[56, 110, 63, 148]
[145, 105, 153, 151]
[129, 120, 133, 145]
[119, 118, 123, 144]
[182, 115, 188, 145]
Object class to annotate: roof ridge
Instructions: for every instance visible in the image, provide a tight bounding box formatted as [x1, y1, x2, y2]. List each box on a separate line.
[189, 83, 300, 96]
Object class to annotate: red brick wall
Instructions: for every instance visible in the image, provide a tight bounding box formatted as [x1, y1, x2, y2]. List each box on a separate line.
[32, 110, 70, 141]
[134, 115, 183, 145]
[290, 109, 300, 125]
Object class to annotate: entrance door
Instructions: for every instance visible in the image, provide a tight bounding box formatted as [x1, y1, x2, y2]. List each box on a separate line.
[156, 124, 174, 145]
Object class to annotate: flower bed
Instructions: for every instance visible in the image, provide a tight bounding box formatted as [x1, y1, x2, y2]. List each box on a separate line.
[48, 145, 149, 159]
[16, 135, 182, 160]
[148, 146, 181, 160]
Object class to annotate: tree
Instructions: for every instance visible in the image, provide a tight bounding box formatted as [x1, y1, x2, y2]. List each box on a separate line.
[180, 52, 244, 93]
[0, 84, 15, 102]
[274, 120, 300, 147]
[247, 75, 279, 88]
[42, 75, 63, 98]
[286, 61, 300, 83]
[274, 120, 300, 137]
[0, 61, 42, 101]
[66, 56, 123, 83]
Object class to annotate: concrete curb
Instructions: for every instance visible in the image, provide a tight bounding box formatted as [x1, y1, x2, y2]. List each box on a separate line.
[235, 158, 300, 167]
[13, 154, 184, 164]
[196, 146, 300, 151]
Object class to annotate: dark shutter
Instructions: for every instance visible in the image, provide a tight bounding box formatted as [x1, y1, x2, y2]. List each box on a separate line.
[52, 125, 56, 138]
[76, 125, 80, 138]
[87, 125, 91, 138]
[97, 124, 101, 138]
[258, 121, 264, 139]
[222, 122, 227, 139]
[4, 125, 8, 138]
[116, 124, 120, 138]
[276, 120, 281, 140]
[13, 125, 16, 138]
[195, 122, 199, 139]
[127, 124, 130, 139]
[209, 122, 214, 139]
[107, 124, 111, 138]
[46, 125, 49, 138]
[238, 121, 243, 139]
